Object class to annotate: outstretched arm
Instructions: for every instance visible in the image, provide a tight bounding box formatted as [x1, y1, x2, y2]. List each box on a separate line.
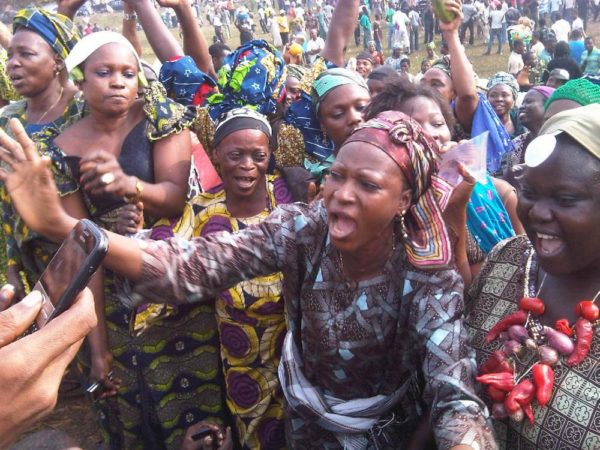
[0, 119, 286, 305]
[157, 0, 216, 78]
[124, 0, 183, 61]
[320, 0, 360, 67]
[438, 0, 479, 131]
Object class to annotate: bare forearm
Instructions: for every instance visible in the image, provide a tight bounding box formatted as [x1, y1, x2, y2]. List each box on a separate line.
[137, 179, 187, 217]
[173, 2, 216, 78]
[445, 30, 478, 128]
[133, 0, 183, 61]
[123, 4, 143, 57]
[0, 22, 11, 49]
[321, 0, 360, 66]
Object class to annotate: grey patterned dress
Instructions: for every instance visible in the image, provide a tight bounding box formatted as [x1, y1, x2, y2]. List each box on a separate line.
[466, 235, 600, 450]
[128, 200, 496, 449]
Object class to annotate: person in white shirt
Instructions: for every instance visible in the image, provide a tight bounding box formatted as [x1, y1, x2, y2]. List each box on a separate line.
[392, 8, 410, 52]
[306, 27, 325, 63]
[507, 38, 525, 75]
[551, 12, 571, 42]
[571, 10, 585, 34]
[485, 2, 505, 55]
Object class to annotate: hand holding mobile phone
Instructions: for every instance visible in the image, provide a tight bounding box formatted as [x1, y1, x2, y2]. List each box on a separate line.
[32, 220, 108, 330]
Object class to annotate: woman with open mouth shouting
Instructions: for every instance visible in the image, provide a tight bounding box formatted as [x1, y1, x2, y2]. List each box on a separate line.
[0, 111, 495, 450]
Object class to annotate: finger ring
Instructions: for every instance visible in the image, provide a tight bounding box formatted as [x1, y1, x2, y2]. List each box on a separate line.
[100, 172, 115, 185]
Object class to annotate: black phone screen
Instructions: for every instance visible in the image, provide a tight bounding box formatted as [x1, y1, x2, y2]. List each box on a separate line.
[34, 220, 107, 328]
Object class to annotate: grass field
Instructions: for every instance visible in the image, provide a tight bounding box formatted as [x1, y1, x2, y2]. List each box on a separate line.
[86, 11, 600, 78]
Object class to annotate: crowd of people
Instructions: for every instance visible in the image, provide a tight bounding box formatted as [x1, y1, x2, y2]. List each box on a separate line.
[1, 0, 600, 449]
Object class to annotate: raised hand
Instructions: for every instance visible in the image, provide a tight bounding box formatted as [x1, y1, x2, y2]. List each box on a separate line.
[57, 0, 88, 19]
[0, 119, 73, 241]
[155, 0, 185, 9]
[437, 0, 464, 34]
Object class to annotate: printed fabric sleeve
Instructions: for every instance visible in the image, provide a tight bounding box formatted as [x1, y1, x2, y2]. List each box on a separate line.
[410, 268, 497, 450]
[143, 81, 197, 141]
[0, 188, 21, 269]
[128, 202, 317, 308]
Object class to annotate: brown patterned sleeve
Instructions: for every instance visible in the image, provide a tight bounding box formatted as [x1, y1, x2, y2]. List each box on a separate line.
[126, 202, 323, 308]
[410, 269, 497, 450]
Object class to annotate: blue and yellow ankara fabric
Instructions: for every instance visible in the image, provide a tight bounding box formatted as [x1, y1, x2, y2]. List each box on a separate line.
[13, 7, 80, 60]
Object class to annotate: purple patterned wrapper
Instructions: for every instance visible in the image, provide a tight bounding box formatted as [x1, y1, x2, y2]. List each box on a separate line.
[220, 322, 251, 358]
[227, 371, 260, 409]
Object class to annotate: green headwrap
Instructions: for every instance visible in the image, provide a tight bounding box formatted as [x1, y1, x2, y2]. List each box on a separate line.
[311, 68, 368, 115]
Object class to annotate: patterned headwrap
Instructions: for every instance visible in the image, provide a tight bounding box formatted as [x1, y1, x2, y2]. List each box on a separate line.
[311, 68, 369, 116]
[13, 7, 80, 61]
[207, 39, 287, 120]
[213, 107, 272, 148]
[343, 111, 453, 269]
[486, 71, 519, 100]
[287, 64, 307, 81]
[159, 55, 217, 106]
[544, 78, 600, 110]
[430, 55, 451, 79]
[65, 31, 147, 87]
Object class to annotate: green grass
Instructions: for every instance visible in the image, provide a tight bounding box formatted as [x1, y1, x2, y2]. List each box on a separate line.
[86, 11, 600, 77]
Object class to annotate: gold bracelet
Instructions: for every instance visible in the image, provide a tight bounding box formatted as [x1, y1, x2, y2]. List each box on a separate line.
[124, 176, 144, 204]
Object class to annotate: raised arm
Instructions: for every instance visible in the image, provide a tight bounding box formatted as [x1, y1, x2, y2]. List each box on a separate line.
[438, 0, 479, 131]
[157, 0, 216, 79]
[320, 0, 360, 67]
[57, 0, 87, 20]
[122, 3, 143, 57]
[0, 21, 11, 49]
[124, 0, 183, 61]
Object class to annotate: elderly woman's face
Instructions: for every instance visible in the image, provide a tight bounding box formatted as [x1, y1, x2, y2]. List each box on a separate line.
[421, 68, 454, 104]
[517, 139, 600, 276]
[215, 128, 270, 199]
[319, 84, 370, 149]
[7, 29, 59, 97]
[80, 43, 139, 115]
[487, 84, 514, 119]
[324, 140, 411, 253]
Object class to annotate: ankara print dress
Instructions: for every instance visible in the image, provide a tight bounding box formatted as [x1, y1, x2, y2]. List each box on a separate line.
[151, 173, 294, 449]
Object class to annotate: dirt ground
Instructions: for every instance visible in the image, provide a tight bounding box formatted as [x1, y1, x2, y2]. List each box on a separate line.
[10, 386, 103, 450]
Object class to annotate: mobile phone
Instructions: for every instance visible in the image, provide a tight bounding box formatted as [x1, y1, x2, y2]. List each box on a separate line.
[33, 219, 108, 329]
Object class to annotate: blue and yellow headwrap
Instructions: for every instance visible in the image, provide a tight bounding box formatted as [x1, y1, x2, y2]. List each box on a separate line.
[207, 39, 286, 120]
[13, 8, 80, 61]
